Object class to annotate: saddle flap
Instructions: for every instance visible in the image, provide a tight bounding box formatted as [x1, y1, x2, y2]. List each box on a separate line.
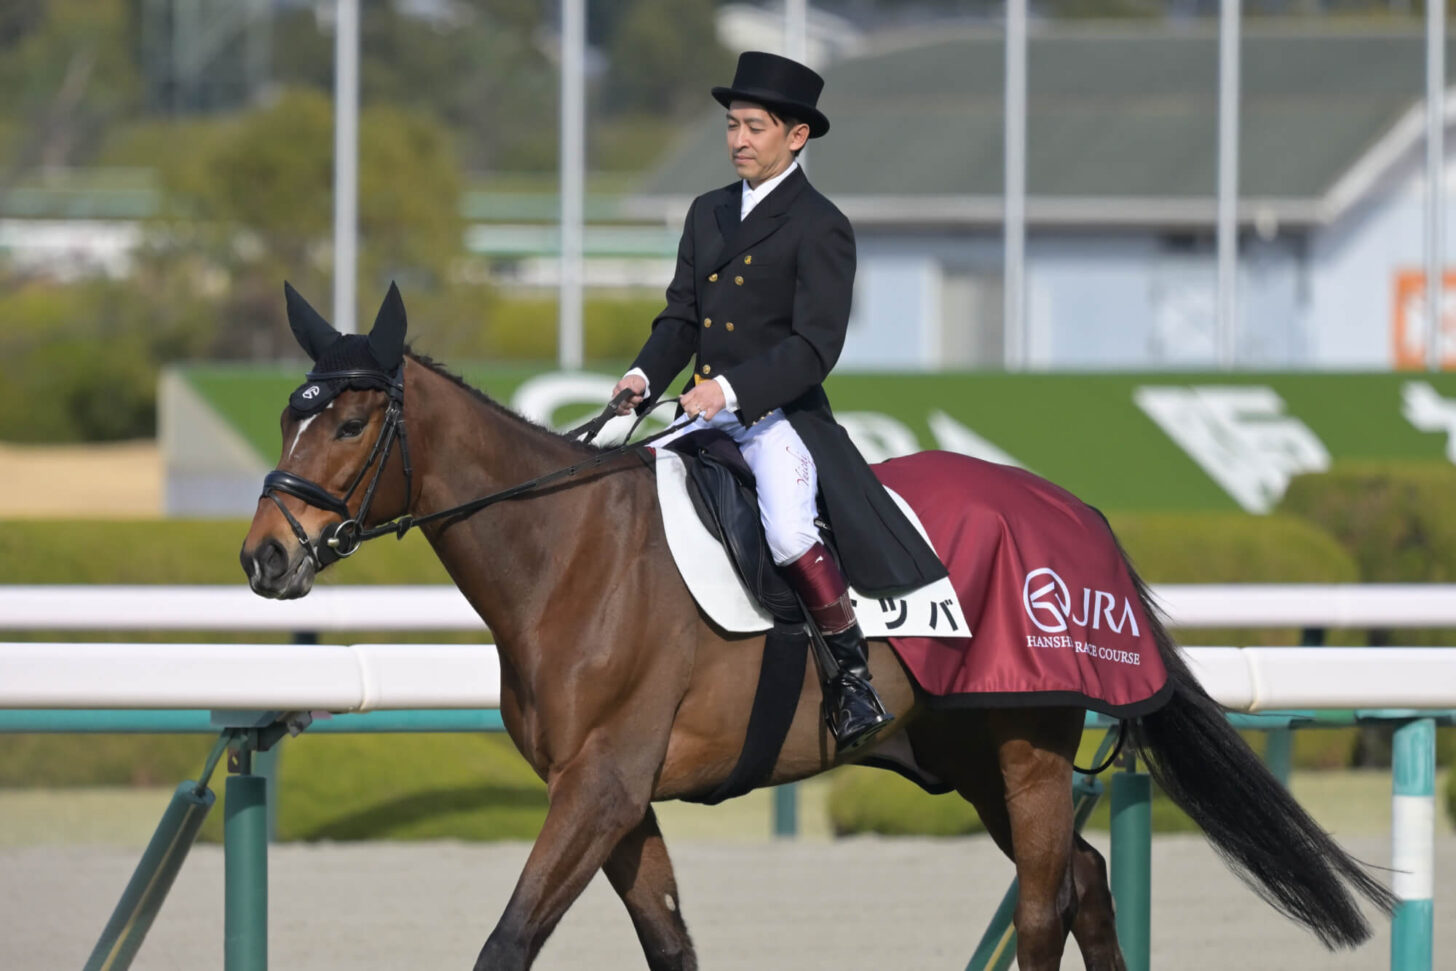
[665, 430, 801, 625]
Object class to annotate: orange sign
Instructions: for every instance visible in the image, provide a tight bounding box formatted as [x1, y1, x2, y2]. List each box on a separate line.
[1393, 270, 1456, 369]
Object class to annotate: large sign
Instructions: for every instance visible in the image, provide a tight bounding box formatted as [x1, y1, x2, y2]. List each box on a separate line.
[175, 366, 1456, 515]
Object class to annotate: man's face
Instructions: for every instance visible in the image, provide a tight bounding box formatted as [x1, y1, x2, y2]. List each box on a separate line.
[726, 101, 809, 187]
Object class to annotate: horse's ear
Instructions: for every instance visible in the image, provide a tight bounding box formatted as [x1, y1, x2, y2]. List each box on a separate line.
[368, 281, 407, 372]
[284, 282, 340, 362]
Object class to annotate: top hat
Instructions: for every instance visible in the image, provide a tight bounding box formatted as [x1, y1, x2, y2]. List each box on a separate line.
[712, 51, 829, 138]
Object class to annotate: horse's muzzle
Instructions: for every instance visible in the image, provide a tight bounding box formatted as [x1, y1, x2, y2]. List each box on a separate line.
[240, 536, 317, 600]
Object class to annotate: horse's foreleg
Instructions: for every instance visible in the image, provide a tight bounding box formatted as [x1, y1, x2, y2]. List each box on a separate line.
[473, 748, 657, 971]
[601, 806, 696, 971]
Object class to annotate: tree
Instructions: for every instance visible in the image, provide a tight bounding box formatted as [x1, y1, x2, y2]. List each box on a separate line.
[602, 0, 733, 118]
[0, 0, 140, 187]
[159, 87, 466, 359]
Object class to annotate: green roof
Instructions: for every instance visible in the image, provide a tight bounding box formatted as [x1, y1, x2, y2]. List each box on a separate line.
[638, 24, 1450, 224]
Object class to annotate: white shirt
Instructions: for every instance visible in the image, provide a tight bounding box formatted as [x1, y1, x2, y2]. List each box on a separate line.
[740, 160, 799, 221]
[628, 161, 802, 416]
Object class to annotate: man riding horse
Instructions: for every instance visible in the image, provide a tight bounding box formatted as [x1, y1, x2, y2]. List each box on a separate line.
[612, 52, 947, 753]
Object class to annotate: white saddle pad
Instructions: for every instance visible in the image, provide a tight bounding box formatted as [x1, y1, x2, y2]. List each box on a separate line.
[654, 449, 971, 639]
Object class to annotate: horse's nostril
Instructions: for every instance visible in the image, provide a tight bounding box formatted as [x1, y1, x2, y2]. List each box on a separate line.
[256, 538, 290, 581]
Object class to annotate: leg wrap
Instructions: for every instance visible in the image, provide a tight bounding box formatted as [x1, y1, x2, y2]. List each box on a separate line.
[782, 543, 857, 634]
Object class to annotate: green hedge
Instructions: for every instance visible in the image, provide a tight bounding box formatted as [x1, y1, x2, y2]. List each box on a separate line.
[1107, 511, 1360, 648]
[1280, 463, 1456, 583]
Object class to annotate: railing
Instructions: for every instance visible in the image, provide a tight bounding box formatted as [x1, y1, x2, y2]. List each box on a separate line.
[1, 581, 1456, 630]
[4, 586, 1455, 970]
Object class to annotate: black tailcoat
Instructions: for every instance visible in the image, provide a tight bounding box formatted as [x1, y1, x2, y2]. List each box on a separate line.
[631, 167, 947, 594]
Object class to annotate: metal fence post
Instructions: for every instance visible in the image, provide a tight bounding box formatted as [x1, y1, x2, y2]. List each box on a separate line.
[225, 746, 269, 971]
[85, 781, 215, 971]
[772, 782, 798, 837]
[1391, 717, 1436, 971]
[1110, 754, 1151, 971]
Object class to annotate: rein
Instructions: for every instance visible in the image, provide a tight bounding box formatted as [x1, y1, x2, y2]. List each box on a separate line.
[263, 373, 681, 566]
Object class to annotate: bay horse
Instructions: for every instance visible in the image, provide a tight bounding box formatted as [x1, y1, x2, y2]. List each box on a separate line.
[241, 284, 1393, 970]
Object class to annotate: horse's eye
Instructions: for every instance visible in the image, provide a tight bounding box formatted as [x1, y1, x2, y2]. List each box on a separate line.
[337, 419, 366, 439]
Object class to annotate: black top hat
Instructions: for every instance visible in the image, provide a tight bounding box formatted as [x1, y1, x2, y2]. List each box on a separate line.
[712, 51, 829, 138]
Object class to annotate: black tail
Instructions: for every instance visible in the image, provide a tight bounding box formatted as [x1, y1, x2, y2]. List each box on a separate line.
[1123, 565, 1397, 948]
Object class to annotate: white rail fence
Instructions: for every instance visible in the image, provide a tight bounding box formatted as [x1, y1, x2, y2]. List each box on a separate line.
[3, 583, 1456, 633]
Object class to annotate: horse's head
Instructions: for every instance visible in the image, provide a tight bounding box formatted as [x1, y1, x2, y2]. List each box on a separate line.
[240, 283, 413, 599]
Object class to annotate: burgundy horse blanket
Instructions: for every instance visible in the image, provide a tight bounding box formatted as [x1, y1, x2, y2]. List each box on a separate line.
[873, 451, 1169, 717]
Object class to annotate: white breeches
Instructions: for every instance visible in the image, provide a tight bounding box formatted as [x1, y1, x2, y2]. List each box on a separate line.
[657, 408, 821, 565]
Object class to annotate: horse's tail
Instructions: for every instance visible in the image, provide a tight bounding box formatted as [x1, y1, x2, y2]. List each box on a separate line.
[1121, 561, 1397, 948]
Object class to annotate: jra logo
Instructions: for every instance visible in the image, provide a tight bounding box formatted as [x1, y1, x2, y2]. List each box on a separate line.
[1022, 567, 1141, 637]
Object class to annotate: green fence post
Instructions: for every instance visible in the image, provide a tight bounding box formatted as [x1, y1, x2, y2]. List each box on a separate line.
[1391, 717, 1435, 971]
[85, 781, 215, 971]
[1110, 757, 1151, 971]
[772, 782, 797, 837]
[253, 746, 279, 843]
[225, 750, 269, 971]
[1264, 728, 1293, 786]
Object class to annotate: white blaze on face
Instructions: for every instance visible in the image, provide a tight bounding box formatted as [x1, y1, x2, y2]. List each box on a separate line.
[288, 401, 333, 457]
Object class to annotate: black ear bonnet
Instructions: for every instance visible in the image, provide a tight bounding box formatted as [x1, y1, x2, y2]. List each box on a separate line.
[288, 336, 398, 416]
[283, 281, 407, 416]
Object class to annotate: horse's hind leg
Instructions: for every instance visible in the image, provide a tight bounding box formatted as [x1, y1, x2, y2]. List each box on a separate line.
[1069, 833, 1124, 970]
[912, 708, 1112, 971]
[986, 708, 1083, 971]
[601, 806, 696, 971]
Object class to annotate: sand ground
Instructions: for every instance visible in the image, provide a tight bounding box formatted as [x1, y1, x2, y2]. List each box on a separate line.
[0, 440, 162, 517]
[2, 833, 1450, 971]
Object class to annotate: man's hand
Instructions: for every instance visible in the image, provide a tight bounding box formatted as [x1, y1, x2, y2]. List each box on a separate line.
[611, 373, 647, 415]
[680, 379, 726, 422]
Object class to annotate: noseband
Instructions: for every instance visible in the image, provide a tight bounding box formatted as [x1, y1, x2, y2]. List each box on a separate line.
[261, 366, 413, 569]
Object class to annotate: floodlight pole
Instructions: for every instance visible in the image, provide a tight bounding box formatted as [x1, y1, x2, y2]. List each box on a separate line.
[558, 0, 586, 370]
[1426, 0, 1446, 372]
[1215, 0, 1240, 370]
[785, 0, 809, 171]
[333, 0, 359, 335]
[1003, 0, 1027, 371]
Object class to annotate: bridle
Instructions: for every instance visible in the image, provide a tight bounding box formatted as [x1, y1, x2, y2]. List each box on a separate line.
[261, 363, 677, 569]
[262, 365, 413, 569]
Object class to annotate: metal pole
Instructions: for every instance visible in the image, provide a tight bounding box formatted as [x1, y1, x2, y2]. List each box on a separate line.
[1264, 728, 1293, 786]
[785, 0, 808, 62]
[1110, 760, 1152, 971]
[225, 766, 269, 970]
[332, 0, 359, 335]
[1216, 0, 1241, 370]
[1391, 717, 1436, 970]
[85, 781, 215, 971]
[1426, 0, 1446, 372]
[785, 0, 809, 170]
[558, 0, 585, 370]
[772, 783, 798, 838]
[1002, 0, 1027, 371]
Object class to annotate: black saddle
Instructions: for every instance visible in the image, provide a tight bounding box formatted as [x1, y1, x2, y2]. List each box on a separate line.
[665, 428, 834, 626]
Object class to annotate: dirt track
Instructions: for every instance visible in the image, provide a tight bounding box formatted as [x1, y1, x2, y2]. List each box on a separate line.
[3, 833, 1451, 970]
[0, 440, 161, 517]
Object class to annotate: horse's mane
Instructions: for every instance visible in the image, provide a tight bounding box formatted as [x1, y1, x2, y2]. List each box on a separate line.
[407, 350, 604, 456]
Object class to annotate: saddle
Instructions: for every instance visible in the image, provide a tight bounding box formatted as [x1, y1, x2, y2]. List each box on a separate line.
[664, 428, 812, 627]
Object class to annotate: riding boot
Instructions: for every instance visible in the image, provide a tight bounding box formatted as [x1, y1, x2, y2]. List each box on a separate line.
[782, 543, 894, 755]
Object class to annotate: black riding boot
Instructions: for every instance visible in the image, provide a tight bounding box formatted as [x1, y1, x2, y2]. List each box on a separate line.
[817, 621, 894, 754]
[783, 543, 895, 755]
